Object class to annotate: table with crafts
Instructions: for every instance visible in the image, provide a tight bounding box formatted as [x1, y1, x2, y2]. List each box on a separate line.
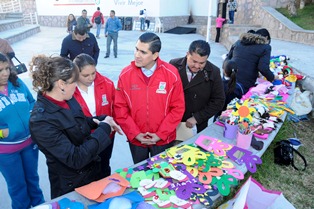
[38, 82, 294, 209]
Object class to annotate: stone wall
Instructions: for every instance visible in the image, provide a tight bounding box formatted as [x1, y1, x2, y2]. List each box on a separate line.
[37, 15, 189, 32]
[211, 0, 314, 47]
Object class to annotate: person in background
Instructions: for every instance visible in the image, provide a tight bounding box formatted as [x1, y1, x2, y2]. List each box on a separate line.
[227, 0, 237, 24]
[114, 32, 185, 164]
[170, 40, 225, 134]
[66, 14, 77, 34]
[0, 53, 44, 209]
[0, 38, 15, 67]
[91, 7, 105, 39]
[77, 9, 93, 31]
[215, 14, 226, 43]
[29, 55, 122, 198]
[104, 10, 122, 58]
[139, 9, 147, 31]
[226, 28, 275, 93]
[73, 53, 116, 178]
[60, 26, 100, 64]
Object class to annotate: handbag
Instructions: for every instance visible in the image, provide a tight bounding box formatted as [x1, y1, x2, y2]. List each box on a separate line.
[13, 56, 28, 74]
[217, 177, 296, 209]
[274, 139, 307, 171]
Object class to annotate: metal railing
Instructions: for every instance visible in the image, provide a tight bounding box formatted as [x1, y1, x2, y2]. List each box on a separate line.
[0, 0, 21, 13]
[0, 0, 38, 25]
[23, 12, 38, 25]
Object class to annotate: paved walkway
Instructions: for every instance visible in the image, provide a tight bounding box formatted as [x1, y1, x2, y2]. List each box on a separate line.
[0, 26, 313, 208]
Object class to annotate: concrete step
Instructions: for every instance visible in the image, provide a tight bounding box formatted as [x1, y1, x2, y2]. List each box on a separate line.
[1, 24, 41, 44]
[0, 18, 24, 32]
[5, 12, 24, 19]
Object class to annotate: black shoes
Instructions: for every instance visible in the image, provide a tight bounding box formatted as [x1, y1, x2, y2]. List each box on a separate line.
[104, 55, 109, 58]
[114, 56, 117, 58]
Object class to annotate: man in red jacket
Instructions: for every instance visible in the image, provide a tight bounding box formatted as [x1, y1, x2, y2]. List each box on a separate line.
[114, 32, 185, 164]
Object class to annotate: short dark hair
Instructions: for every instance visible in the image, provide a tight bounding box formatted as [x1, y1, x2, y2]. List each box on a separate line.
[74, 26, 87, 35]
[138, 32, 161, 54]
[256, 28, 271, 44]
[110, 10, 115, 14]
[82, 9, 87, 13]
[73, 53, 96, 72]
[188, 40, 210, 57]
[97, 7, 100, 10]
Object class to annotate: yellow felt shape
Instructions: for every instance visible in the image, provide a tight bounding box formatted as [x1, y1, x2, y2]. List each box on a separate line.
[233, 100, 256, 122]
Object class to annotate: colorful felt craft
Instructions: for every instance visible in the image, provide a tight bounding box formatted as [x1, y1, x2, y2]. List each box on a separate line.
[227, 146, 262, 173]
[75, 173, 130, 202]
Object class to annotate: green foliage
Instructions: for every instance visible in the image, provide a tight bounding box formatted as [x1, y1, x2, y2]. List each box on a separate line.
[276, 3, 314, 30]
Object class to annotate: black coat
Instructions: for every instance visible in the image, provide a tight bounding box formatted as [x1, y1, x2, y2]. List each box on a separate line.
[227, 32, 275, 93]
[30, 93, 112, 198]
[170, 57, 225, 132]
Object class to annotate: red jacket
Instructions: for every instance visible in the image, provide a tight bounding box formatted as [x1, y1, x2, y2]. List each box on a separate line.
[114, 58, 185, 147]
[74, 72, 115, 118]
[91, 10, 105, 24]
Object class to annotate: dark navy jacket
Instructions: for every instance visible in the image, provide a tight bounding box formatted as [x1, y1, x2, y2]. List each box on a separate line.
[60, 32, 100, 64]
[227, 32, 274, 93]
[30, 93, 111, 198]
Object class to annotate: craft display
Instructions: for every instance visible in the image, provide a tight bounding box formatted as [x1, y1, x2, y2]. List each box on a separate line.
[60, 55, 298, 209]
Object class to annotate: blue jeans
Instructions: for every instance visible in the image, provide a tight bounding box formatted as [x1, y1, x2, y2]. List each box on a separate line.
[106, 32, 118, 57]
[229, 11, 235, 24]
[140, 17, 145, 30]
[0, 144, 44, 209]
[96, 23, 101, 37]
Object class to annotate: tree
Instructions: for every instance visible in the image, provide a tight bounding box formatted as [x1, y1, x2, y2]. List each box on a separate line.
[288, 0, 297, 17]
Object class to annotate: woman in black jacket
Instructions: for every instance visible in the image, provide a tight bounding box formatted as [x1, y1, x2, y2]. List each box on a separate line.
[29, 55, 121, 199]
[227, 29, 275, 93]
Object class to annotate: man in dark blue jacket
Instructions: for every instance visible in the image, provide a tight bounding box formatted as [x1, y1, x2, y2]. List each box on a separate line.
[60, 26, 100, 64]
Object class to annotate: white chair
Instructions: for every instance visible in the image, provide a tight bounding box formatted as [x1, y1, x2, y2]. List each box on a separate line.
[154, 17, 164, 33]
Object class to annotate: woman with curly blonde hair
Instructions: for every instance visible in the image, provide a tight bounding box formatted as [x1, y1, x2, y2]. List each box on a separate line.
[29, 55, 121, 198]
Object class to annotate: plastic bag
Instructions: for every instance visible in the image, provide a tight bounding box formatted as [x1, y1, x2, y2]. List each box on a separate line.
[290, 87, 312, 116]
[217, 177, 295, 209]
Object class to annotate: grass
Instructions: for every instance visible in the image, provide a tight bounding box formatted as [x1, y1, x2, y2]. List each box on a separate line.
[251, 119, 314, 209]
[276, 3, 314, 30]
[216, 118, 314, 208]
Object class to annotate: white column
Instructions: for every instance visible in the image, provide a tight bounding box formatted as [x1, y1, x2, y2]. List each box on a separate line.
[206, 0, 218, 42]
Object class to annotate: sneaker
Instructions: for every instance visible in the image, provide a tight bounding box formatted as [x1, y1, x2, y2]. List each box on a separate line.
[104, 56, 109, 58]
[114, 56, 117, 58]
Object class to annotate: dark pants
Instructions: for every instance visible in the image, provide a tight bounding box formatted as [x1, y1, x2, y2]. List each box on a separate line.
[129, 141, 175, 164]
[98, 136, 115, 178]
[215, 27, 221, 42]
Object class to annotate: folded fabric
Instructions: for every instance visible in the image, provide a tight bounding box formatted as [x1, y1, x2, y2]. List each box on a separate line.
[58, 198, 84, 209]
[88, 191, 145, 209]
[32, 198, 82, 209]
[75, 173, 130, 202]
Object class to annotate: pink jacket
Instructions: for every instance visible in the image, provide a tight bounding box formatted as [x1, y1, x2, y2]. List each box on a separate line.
[216, 17, 226, 28]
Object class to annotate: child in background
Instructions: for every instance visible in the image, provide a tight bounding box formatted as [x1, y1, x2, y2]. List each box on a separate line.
[215, 14, 226, 43]
[214, 59, 244, 121]
[222, 59, 244, 109]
